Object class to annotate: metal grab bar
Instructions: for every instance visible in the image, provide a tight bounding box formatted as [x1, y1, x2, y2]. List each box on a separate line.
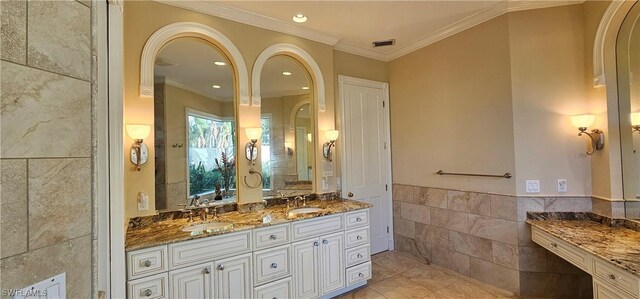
[436, 170, 512, 179]
[243, 168, 263, 188]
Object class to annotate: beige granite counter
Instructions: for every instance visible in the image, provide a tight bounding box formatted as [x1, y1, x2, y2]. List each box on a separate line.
[527, 219, 640, 278]
[126, 199, 371, 251]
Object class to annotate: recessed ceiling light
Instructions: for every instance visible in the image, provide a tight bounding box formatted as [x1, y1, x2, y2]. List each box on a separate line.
[293, 14, 307, 23]
[212, 85, 221, 89]
[214, 61, 226, 66]
[302, 86, 309, 90]
[282, 71, 292, 76]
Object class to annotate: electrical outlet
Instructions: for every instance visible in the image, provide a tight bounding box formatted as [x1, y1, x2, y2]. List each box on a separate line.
[558, 179, 567, 193]
[322, 179, 329, 190]
[323, 171, 333, 177]
[525, 180, 540, 193]
[137, 192, 149, 211]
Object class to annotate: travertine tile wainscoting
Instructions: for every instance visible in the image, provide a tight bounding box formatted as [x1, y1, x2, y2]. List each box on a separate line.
[392, 184, 595, 298]
[0, 0, 95, 297]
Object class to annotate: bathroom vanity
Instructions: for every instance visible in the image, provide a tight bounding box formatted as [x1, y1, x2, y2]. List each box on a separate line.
[528, 216, 640, 299]
[124, 200, 371, 299]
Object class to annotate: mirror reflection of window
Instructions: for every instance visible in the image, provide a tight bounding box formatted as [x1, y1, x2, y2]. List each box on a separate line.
[261, 116, 272, 190]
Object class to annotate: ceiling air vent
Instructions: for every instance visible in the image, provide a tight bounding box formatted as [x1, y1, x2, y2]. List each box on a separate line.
[372, 39, 395, 48]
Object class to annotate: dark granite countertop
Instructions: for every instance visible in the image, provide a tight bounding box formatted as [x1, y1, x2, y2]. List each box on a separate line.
[527, 219, 640, 278]
[125, 199, 371, 251]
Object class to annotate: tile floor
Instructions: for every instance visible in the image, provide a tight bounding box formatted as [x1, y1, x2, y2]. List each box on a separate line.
[338, 250, 517, 299]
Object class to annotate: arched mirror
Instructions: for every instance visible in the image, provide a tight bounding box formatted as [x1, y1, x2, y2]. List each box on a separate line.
[259, 55, 315, 197]
[153, 37, 237, 211]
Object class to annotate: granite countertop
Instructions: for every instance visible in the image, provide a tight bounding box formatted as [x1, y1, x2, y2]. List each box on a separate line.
[527, 219, 640, 278]
[125, 199, 371, 251]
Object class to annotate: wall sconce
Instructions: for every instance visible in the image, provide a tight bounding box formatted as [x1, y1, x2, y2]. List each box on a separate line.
[307, 133, 312, 142]
[571, 114, 604, 155]
[632, 112, 640, 133]
[245, 127, 262, 165]
[126, 124, 151, 171]
[323, 130, 339, 162]
[284, 142, 294, 157]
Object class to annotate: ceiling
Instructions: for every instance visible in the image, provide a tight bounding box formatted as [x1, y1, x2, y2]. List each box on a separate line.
[159, 0, 585, 62]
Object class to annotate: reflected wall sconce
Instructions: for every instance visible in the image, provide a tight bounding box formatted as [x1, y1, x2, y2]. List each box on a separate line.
[571, 114, 604, 155]
[126, 124, 151, 171]
[632, 112, 640, 133]
[323, 130, 339, 162]
[284, 142, 294, 157]
[245, 127, 262, 165]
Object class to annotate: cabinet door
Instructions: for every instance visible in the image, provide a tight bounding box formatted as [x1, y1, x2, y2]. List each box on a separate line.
[214, 253, 252, 299]
[320, 232, 345, 295]
[169, 262, 213, 299]
[292, 239, 320, 299]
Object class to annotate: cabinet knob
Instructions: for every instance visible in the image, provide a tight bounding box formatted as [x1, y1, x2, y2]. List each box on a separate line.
[357, 254, 363, 258]
[203, 267, 211, 274]
[142, 260, 152, 267]
[142, 289, 152, 297]
[269, 234, 277, 240]
[609, 274, 616, 280]
[313, 241, 319, 247]
[348, 192, 354, 197]
[358, 273, 364, 278]
[356, 235, 363, 240]
[217, 264, 225, 271]
[550, 242, 557, 248]
[271, 263, 278, 269]
[356, 217, 362, 222]
[322, 239, 329, 244]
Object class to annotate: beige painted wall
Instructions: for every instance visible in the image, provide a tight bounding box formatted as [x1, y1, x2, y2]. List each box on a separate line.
[389, 15, 517, 195]
[123, 1, 337, 217]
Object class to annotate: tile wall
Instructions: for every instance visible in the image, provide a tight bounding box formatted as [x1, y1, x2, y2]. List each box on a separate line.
[0, 0, 94, 297]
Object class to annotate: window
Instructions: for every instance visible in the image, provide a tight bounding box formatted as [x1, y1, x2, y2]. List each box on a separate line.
[187, 110, 235, 196]
[261, 116, 272, 190]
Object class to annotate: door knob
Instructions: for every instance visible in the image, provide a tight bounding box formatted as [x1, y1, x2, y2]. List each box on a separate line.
[348, 192, 354, 197]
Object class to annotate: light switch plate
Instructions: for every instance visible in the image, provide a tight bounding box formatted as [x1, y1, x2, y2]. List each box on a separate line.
[558, 179, 567, 193]
[322, 179, 329, 190]
[525, 180, 540, 193]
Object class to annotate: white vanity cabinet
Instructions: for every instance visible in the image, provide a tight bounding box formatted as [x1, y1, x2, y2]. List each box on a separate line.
[126, 208, 371, 299]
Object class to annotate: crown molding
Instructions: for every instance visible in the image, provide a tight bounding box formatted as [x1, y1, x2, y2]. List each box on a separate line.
[333, 41, 389, 62]
[507, 0, 585, 12]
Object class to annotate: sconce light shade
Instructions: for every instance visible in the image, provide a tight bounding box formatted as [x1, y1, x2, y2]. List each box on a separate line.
[570, 114, 604, 155]
[323, 130, 339, 162]
[126, 124, 151, 140]
[632, 113, 640, 133]
[245, 127, 262, 164]
[245, 127, 262, 141]
[325, 130, 339, 141]
[307, 133, 312, 142]
[284, 142, 294, 157]
[570, 114, 595, 129]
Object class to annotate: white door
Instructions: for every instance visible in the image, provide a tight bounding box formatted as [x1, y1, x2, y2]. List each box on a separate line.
[339, 76, 392, 254]
[320, 232, 345, 295]
[214, 253, 252, 299]
[169, 262, 213, 299]
[292, 239, 320, 299]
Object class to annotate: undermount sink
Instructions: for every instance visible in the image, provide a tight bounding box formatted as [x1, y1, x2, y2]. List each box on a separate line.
[181, 222, 233, 232]
[288, 207, 323, 216]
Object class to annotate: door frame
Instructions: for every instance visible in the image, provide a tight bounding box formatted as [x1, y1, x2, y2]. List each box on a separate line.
[337, 75, 394, 251]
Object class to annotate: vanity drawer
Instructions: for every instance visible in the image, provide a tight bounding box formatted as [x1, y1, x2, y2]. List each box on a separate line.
[127, 245, 168, 280]
[254, 277, 293, 299]
[168, 231, 251, 269]
[345, 228, 370, 248]
[531, 227, 590, 272]
[345, 244, 371, 267]
[346, 261, 372, 287]
[592, 258, 639, 298]
[345, 209, 369, 229]
[253, 223, 290, 250]
[127, 273, 168, 299]
[594, 278, 634, 299]
[253, 244, 292, 285]
[292, 214, 344, 241]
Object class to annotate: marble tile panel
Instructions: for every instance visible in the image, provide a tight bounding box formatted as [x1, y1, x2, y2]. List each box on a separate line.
[28, 158, 91, 250]
[519, 271, 579, 298]
[544, 197, 591, 212]
[433, 277, 516, 299]
[469, 257, 520, 294]
[447, 191, 491, 216]
[400, 202, 430, 224]
[0, 0, 26, 64]
[371, 248, 426, 275]
[518, 246, 546, 272]
[393, 217, 415, 239]
[449, 231, 493, 262]
[1, 61, 91, 158]
[1, 159, 27, 258]
[432, 246, 471, 275]
[517, 197, 544, 221]
[368, 275, 437, 299]
[468, 214, 517, 245]
[392, 184, 414, 203]
[415, 186, 447, 208]
[400, 264, 458, 292]
[492, 241, 519, 270]
[415, 222, 449, 248]
[368, 260, 396, 284]
[517, 221, 536, 247]
[392, 201, 401, 219]
[393, 233, 432, 264]
[0, 235, 91, 299]
[491, 194, 517, 221]
[337, 287, 386, 299]
[27, 0, 91, 80]
[431, 207, 469, 233]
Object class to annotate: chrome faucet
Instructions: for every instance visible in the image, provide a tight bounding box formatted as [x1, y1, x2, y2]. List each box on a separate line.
[292, 195, 308, 208]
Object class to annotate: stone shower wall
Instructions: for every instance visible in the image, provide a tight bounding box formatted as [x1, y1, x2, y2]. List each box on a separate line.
[392, 184, 593, 297]
[0, 1, 94, 298]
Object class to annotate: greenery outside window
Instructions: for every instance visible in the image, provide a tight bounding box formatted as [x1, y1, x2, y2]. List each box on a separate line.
[261, 115, 272, 190]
